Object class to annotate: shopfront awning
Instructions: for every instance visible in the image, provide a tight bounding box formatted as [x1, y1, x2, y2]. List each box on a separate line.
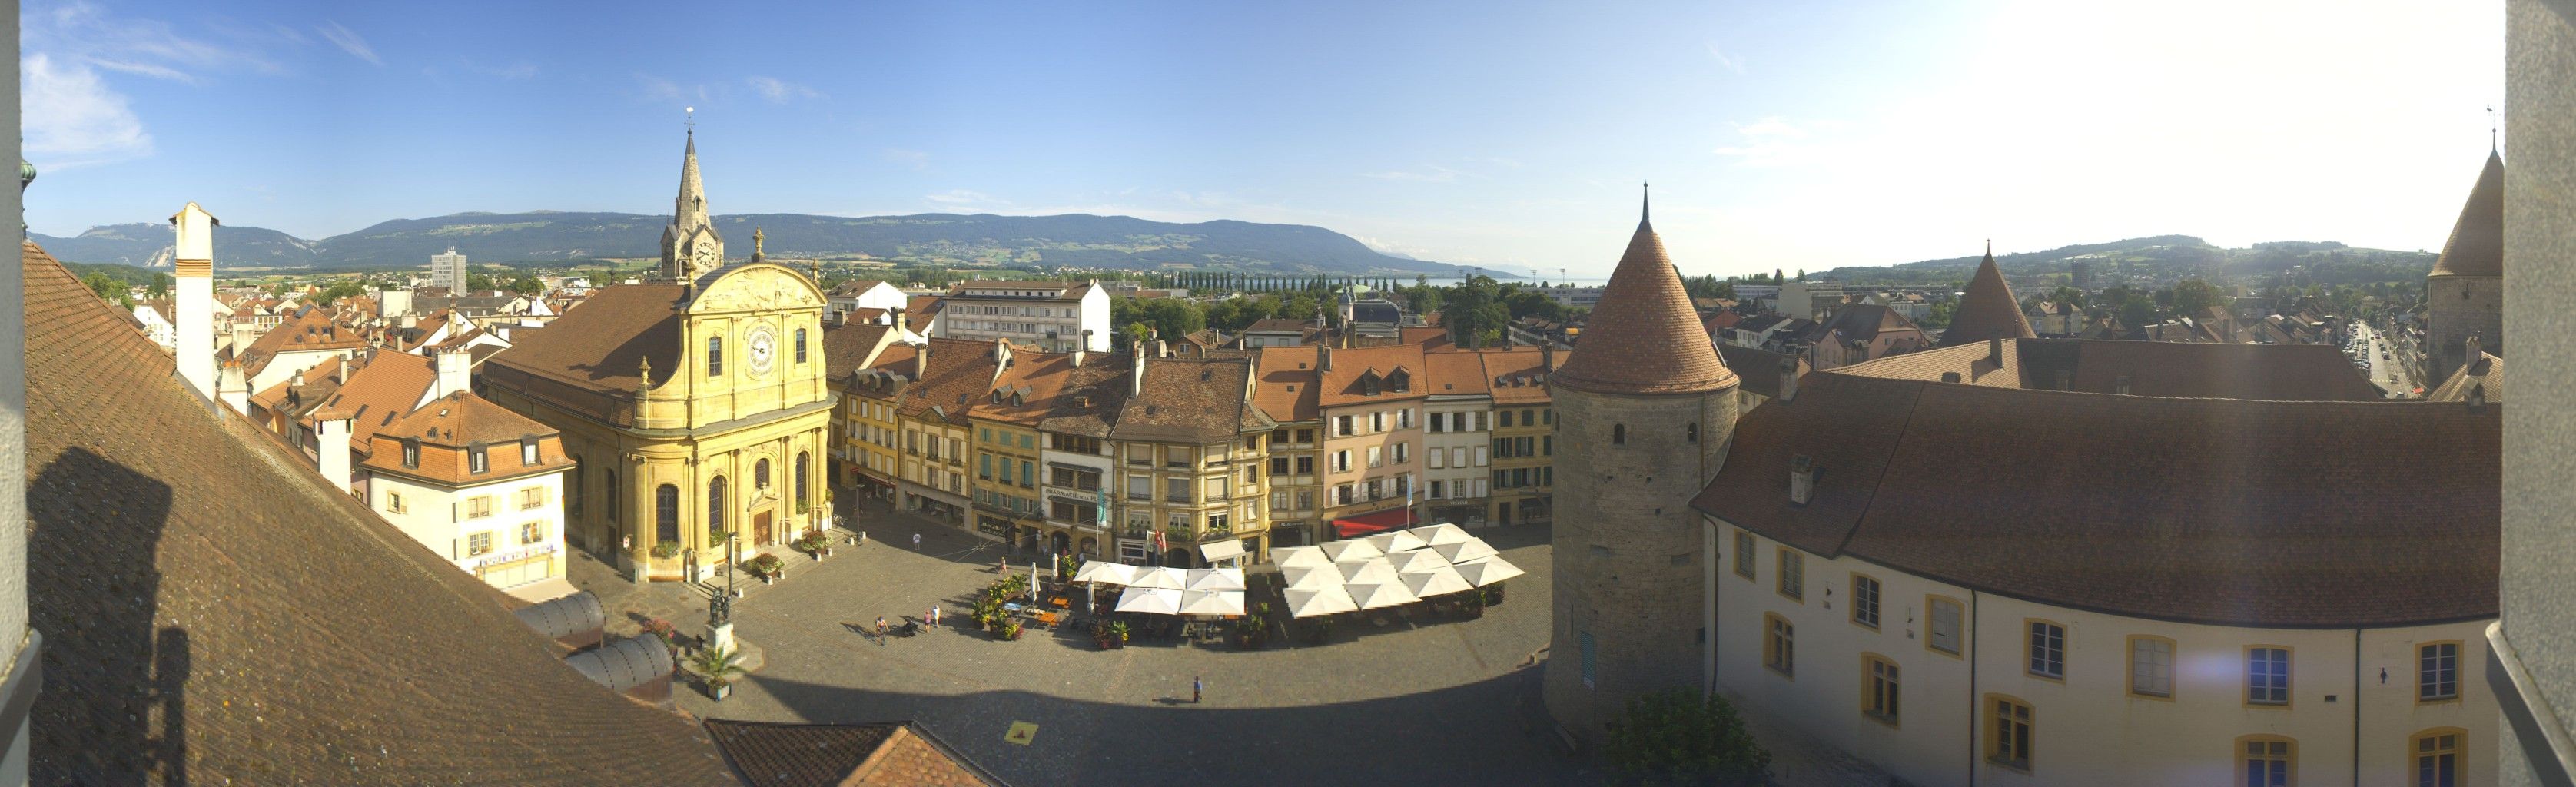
[1199, 539, 1246, 564]
[1331, 507, 1415, 539]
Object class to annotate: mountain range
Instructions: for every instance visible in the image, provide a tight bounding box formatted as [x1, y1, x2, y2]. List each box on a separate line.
[29, 211, 1462, 277]
[1821, 235, 2438, 287]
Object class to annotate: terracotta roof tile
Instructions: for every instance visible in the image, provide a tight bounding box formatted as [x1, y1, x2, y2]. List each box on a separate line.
[308, 350, 437, 453]
[1692, 364, 2498, 628]
[1250, 346, 1323, 423]
[1036, 357, 1133, 437]
[821, 322, 896, 380]
[704, 719, 1005, 787]
[18, 241, 737, 784]
[1716, 344, 1805, 400]
[2428, 151, 2505, 277]
[485, 284, 687, 394]
[1110, 357, 1267, 440]
[1422, 350, 1492, 396]
[1831, 339, 2382, 401]
[1934, 247, 2035, 347]
[1316, 344, 1428, 407]
[1551, 213, 1736, 395]
[896, 338, 1003, 423]
[2428, 352, 2503, 403]
[1479, 347, 1556, 405]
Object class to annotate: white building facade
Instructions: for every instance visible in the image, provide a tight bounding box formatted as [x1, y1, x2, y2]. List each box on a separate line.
[429, 246, 468, 292]
[931, 281, 1111, 352]
[1419, 390, 1491, 526]
[1711, 525, 2494, 787]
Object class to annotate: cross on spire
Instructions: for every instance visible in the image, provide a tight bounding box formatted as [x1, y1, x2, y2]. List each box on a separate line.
[2488, 105, 2498, 151]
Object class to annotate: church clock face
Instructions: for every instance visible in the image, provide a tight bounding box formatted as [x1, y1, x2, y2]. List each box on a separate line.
[693, 242, 720, 272]
[746, 324, 778, 377]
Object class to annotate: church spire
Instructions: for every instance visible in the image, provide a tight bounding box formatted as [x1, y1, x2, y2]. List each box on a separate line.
[659, 110, 725, 281]
[1640, 181, 1651, 225]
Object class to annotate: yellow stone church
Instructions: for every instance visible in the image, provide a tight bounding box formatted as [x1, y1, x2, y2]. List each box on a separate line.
[480, 128, 834, 582]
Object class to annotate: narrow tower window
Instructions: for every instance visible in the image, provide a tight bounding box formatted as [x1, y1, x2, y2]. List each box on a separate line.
[1612, 424, 1625, 445]
[1687, 423, 1699, 443]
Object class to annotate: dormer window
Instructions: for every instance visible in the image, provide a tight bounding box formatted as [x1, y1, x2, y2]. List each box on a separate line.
[1360, 373, 1381, 396]
[401, 438, 420, 469]
[521, 438, 539, 466]
[469, 443, 490, 474]
[1388, 370, 1410, 392]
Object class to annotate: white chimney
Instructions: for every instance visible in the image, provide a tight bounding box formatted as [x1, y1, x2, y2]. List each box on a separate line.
[1789, 455, 1815, 505]
[315, 413, 354, 493]
[215, 359, 249, 415]
[1130, 344, 1148, 397]
[433, 346, 471, 400]
[171, 202, 219, 401]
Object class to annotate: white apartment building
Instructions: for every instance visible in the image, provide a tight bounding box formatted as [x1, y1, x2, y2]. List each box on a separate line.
[429, 246, 469, 292]
[360, 391, 574, 598]
[825, 279, 909, 322]
[931, 280, 1110, 352]
[1420, 354, 1492, 526]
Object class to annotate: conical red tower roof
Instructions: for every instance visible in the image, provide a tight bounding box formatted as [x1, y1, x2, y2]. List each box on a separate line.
[2428, 151, 2504, 278]
[1552, 193, 1736, 395]
[1934, 243, 2034, 347]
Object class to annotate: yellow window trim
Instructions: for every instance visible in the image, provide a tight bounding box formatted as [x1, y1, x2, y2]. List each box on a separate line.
[1774, 547, 1804, 603]
[1849, 573, 1883, 631]
[2125, 634, 2179, 702]
[2023, 617, 2069, 682]
[2415, 639, 2465, 706]
[2233, 734, 2297, 787]
[1861, 652, 1900, 729]
[1923, 594, 1966, 660]
[2244, 644, 2295, 709]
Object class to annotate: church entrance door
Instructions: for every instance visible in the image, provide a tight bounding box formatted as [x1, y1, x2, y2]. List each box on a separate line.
[754, 511, 773, 546]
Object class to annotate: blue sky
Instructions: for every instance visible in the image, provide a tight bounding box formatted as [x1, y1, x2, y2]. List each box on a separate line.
[22, 1, 2504, 276]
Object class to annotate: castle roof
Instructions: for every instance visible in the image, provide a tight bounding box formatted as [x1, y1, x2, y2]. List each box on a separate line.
[1549, 196, 1736, 395]
[2428, 151, 2505, 278]
[1933, 244, 2035, 347]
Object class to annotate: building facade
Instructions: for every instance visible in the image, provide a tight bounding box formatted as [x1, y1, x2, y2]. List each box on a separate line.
[931, 281, 1111, 352]
[1251, 345, 1326, 547]
[1316, 344, 1428, 535]
[2423, 151, 2505, 384]
[1108, 355, 1274, 566]
[360, 392, 574, 594]
[429, 246, 468, 292]
[1421, 351, 1494, 528]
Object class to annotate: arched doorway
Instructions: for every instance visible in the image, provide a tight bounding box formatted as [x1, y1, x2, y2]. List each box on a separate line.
[1051, 532, 1070, 555]
[1166, 548, 1193, 569]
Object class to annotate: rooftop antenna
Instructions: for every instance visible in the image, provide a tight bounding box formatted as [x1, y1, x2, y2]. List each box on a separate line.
[2489, 105, 2498, 151]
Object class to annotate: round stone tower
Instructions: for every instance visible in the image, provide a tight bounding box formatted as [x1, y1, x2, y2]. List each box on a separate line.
[1542, 191, 1739, 742]
[2425, 149, 2503, 384]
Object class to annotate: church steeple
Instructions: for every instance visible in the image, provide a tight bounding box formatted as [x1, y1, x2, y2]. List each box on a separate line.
[659, 110, 725, 281]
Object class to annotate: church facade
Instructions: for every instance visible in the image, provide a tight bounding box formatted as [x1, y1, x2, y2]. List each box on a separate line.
[480, 127, 835, 582]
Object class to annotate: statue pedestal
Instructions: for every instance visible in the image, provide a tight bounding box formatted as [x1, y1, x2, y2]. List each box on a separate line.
[707, 621, 735, 654]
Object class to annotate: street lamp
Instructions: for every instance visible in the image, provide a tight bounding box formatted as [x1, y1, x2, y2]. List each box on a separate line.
[711, 531, 739, 627]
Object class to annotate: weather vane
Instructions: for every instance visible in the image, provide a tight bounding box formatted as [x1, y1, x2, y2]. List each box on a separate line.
[686, 106, 695, 133]
[2488, 105, 2498, 151]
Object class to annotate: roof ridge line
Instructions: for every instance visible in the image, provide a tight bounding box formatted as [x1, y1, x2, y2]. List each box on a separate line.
[1831, 377, 1930, 557]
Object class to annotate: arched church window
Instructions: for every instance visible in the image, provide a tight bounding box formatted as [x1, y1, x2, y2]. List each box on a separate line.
[756, 458, 772, 489]
[655, 483, 679, 543]
[708, 477, 729, 536]
[708, 337, 724, 375]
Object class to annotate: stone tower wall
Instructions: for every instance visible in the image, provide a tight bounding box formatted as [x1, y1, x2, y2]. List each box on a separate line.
[2427, 274, 2503, 381]
[1542, 383, 1738, 741]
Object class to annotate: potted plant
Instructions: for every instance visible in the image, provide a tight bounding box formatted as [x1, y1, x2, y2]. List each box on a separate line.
[649, 541, 682, 560]
[1486, 584, 1505, 606]
[641, 617, 681, 654]
[691, 643, 745, 700]
[1094, 619, 1130, 649]
[998, 619, 1024, 641]
[705, 529, 730, 549]
[794, 531, 831, 559]
[1300, 617, 1333, 646]
[1459, 591, 1486, 619]
[745, 553, 784, 583]
[973, 597, 1006, 631]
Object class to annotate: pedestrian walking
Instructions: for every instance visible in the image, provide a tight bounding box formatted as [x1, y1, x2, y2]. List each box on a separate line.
[1192, 676, 1203, 704]
[875, 616, 888, 646]
[927, 606, 940, 629]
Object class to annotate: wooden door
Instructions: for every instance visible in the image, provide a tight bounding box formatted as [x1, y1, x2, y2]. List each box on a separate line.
[754, 511, 773, 545]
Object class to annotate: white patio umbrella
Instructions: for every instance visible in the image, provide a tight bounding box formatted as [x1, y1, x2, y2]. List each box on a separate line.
[1363, 530, 1430, 554]
[1283, 585, 1359, 618]
[1178, 589, 1248, 616]
[1319, 539, 1383, 562]
[1451, 556, 1526, 587]
[1386, 549, 1452, 574]
[1127, 566, 1189, 590]
[1282, 566, 1339, 590]
[1336, 559, 1399, 585]
[1074, 561, 1140, 586]
[1273, 545, 1333, 569]
[1184, 567, 1247, 592]
[1114, 586, 1183, 615]
[1407, 523, 1472, 546]
[1400, 566, 1476, 598]
[1430, 539, 1500, 564]
[1345, 581, 1421, 609]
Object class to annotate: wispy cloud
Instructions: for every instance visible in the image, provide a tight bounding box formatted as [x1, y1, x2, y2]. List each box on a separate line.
[27, 2, 285, 81]
[315, 22, 381, 66]
[1705, 42, 1746, 74]
[748, 75, 822, 103]
[638, 73, 711, 104]
[469, 61, 538, 80]
[1359, 165, 1460, 183]
[22, 52, 153, 169]
[1713, 116, 1843, 168]
[882, 148, 931, 171]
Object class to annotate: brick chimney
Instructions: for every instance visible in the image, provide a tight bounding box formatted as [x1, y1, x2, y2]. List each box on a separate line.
[1319, 345, 1333, 372]
[171, 202, 219, 401]
[315, 411, 354, 493]
[433, 346, 471, 400]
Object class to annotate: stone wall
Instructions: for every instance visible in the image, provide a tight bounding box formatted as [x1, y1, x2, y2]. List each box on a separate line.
[2427, 274, 2503, 382]
[1543, 383, 1738, 741]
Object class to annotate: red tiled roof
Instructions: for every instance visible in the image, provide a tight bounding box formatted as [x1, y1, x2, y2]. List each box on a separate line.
[1550, 212, 1736, 395]
[1316, 344, 1428, 407]
[1934, 246, 2034, 347]
[2428, 151, 2504, 277]
[1692, 367, 2498, 628]
[483, 284, 686, 394]
[1250, 346, 1323, 422]
[18, 241, 739, 783]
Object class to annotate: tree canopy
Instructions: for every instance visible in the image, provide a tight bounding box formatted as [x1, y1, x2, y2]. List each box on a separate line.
[1601, 688, 1771, 786]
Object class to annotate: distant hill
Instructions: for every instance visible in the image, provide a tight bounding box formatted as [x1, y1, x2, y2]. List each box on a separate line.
[31, 223, 317, 268]
[35, 211, 1463, 277]
[1817, 235, 2436, 287]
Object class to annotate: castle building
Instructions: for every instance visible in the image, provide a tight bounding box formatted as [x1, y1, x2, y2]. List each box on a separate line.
[480, 128, 834, 581]
[2423, 150, 2504, 384]
[1933, 243, 2035, 348]
[1542, 194, 1742, 739]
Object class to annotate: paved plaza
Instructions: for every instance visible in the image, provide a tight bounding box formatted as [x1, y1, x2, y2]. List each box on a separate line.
[566, 496, 1881, 786]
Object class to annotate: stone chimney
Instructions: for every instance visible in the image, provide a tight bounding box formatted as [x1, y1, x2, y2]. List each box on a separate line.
[434, 346, 471, 400]
[2465, 334, 2483, 364]
[1319, 345, 1333, 372]
[1541, 341, 1554, 371]
[171, 202, 219, 401]
[1151, 339, 1168, 358]
[1788, 455, 1814, 505]
[1987, 331, 2003, 367]
[1777, 357, 1799, 403]
[1130, 344, 1147, 397]
[2469, 384, 2487, 411]
[315, 412, 354, 493]
[215, 359, 249, 415]
[891, 307, 909, 337]
[915, 340, 932, 382]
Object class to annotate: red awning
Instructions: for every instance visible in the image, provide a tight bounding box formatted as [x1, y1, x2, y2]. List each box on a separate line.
[1331, 507, 1415, 538]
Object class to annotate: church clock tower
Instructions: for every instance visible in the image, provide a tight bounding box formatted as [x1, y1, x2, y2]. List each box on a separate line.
[659, 118, 725, 282]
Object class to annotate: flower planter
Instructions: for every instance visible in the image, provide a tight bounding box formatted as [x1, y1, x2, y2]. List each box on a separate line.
[711, 682, 732, 700]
